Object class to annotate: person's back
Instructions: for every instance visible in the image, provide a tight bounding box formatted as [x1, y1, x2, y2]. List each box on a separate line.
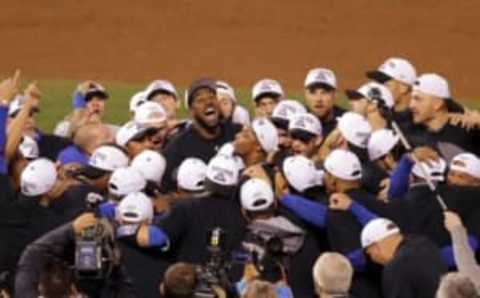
[157, 194, 247, 264]
[118, 237, 172, 298]
[382, 235, 447, 298]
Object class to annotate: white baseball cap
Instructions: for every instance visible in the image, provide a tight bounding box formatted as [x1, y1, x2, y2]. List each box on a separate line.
[240, 178, 275, 212]
[413, 73, 450, 99]
[324, 149, 362, 181]
[217, 80, 236, 102]
[288, 113, 323, 137]
[117, 192, 154, 223]
[217, 142, 245, 171]
[145, 79, 177, 99]
[232, 105, 251, 126]
[251, 118, 279, 154]
[412, 157, 447, 182]
[19, 135, 39, 160]
[129, 91, 147, 113]
[304, 68, 337, 89]
[346, 82, 394, 109]
[88, 145, 130, 172]
[283, 155, 323, 193]
[131, 150, 167, 183]
[115, 121, 152, 147]
[450, 153, 480, 179]
[252, 79, 284, 101]
[271, 100, 307, 124]
[361, 218, 401, 248]
[206, 154, 240, 186]
[108, 167, 147, 198]
[20, 158, 57, 197]
[366, 57, 417, 86]
[134, 101, 168, 125]
[337, 112, 372, 149]
[368, 129, 400, 161]
[177, 158, 208, 192]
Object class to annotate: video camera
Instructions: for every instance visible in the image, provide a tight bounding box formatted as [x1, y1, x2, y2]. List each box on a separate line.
[242, 232, 286, 283]
[194, 228, 231, 298]
[74, 193, 118, 280]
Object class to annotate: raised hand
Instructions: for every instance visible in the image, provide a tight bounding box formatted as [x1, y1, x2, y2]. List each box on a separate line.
[329, 193, 353, 211]
[0, 69, 21, 104]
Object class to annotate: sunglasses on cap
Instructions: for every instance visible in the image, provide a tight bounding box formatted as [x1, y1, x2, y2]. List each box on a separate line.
[289, 129, 316, 143]
[130, 127, 160, 143]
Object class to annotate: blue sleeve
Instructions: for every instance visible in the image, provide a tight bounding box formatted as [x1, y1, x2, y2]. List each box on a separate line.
[388, 155, 414, 200]
[349, 201, 379, 226]
[0, 106, 8, 174]
[347, 249, 367, 271]
[280, 194, 327, 229]
[97, 202, 116, 220]
[146, 225, 169, 249]
[441, 235, 479, 268]
[72, 91, 86, 109]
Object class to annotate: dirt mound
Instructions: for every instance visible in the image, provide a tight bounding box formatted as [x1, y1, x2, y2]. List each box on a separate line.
[1, 0, 479, 98]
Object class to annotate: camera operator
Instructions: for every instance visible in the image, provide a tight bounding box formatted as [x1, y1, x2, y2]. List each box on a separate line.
[15, 212, 136, 298]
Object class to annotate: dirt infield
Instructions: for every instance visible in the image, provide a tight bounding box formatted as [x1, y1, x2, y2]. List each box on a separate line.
[1, 0, 479, 98]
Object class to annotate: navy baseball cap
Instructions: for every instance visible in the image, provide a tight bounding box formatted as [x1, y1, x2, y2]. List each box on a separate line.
[185, 78, 217, 109]
[85, 82, 109, 102]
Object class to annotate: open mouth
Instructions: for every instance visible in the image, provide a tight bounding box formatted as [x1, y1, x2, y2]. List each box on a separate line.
[203, 107, 218, 120]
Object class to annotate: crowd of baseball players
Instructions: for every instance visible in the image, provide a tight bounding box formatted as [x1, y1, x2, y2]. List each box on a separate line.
[1, 56, 480, 298]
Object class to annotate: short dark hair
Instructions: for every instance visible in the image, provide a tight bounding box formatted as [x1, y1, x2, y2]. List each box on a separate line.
[39, 260, 75, 298]
[163, 262, 196, 298]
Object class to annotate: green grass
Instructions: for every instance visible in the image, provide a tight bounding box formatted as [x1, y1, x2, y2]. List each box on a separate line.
[32, 78, 479, 132]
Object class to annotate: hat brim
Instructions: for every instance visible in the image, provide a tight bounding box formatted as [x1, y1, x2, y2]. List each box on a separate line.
[253, 92, 282, 103]
[345, 89, 365, 100]
[85, 91, 109, 102]
[444, 98, 465, 113]
[270, 117, 289, 130]
[147, 89, 177, 101]
[366, 70, 393, 84]
[74, 165, 109, 180]
[305, 82, 335, 91]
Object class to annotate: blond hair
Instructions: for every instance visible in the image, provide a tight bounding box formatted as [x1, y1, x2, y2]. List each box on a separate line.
[242, 280, 277, 298]
[312, 252, 353, 295]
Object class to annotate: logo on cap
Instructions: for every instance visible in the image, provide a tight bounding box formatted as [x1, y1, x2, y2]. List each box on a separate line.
[21, 181, 37, 195]
[91, 151, 107, 166]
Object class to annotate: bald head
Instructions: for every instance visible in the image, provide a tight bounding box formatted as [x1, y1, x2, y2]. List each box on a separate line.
[74, 123, 113, 155]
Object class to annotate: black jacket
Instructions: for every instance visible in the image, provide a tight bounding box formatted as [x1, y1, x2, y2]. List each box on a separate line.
[382, 236, 447, 298]
[161, 121, 241, 192]
[156, 194, 248, 264]
[117, 233, 172, 298]
[15, 223, 136, 298]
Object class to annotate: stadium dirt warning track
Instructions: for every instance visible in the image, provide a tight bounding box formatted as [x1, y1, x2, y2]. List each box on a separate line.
[1, 0, 479, 98]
